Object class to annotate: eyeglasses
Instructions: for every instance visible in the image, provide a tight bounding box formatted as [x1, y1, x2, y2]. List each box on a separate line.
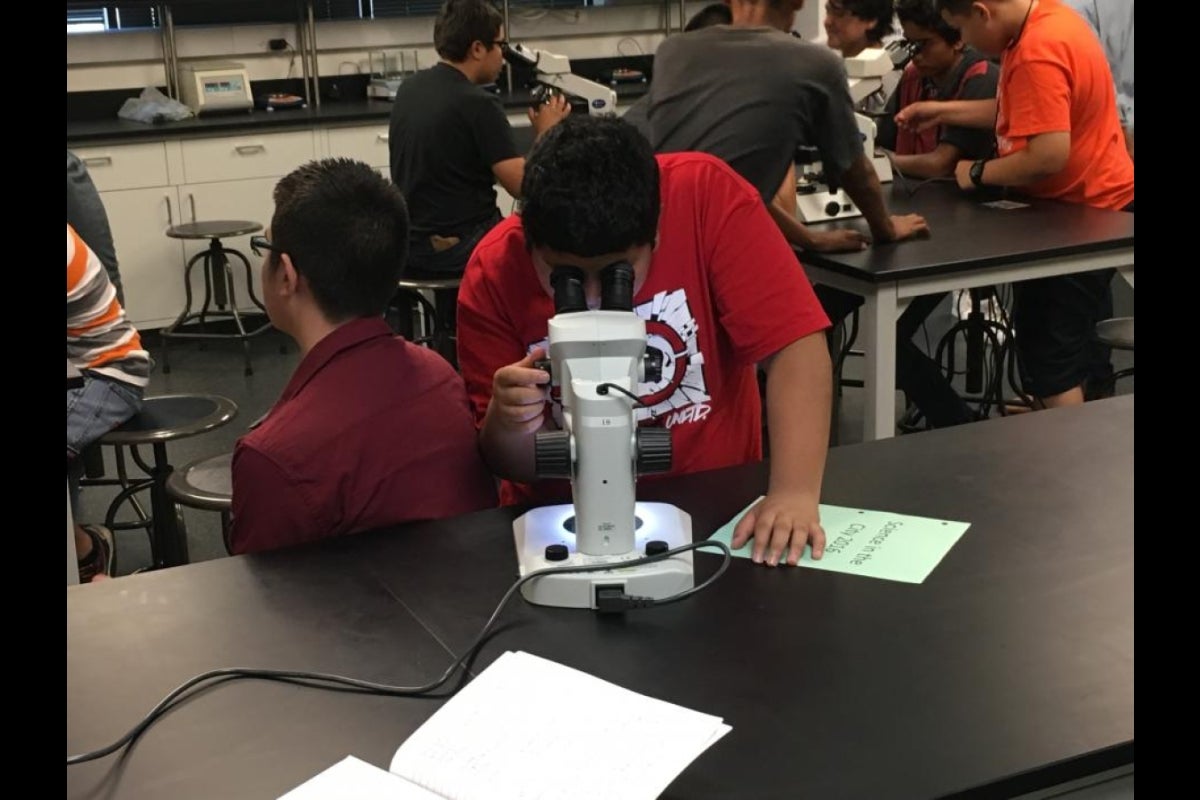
[902, 38, 932, 56]
[490, 39, 509, 49]
[249, 235, 281, 257]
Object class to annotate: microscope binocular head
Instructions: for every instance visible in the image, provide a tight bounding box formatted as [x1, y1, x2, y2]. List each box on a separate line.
[549, 261, 635, 314]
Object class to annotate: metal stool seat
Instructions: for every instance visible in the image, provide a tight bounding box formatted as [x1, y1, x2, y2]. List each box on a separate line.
[391, 276, 463, 366]
[1095, 316, 1134, 385]
[161, 220, 276, 376]
[166, 452, 234, 554]
[1095, 317, 1134, 350]
[84, 394, 238, 571]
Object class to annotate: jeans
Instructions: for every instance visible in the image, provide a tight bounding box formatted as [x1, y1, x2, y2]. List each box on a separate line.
[404, 210, 503, 279]
[67, 374, 144, 516]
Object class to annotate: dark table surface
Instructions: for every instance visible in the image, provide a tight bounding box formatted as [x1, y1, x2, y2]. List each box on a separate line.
[66, 84, 649, 146]
[800, 182, 1135, 284]
[68, 396, 1133, 799]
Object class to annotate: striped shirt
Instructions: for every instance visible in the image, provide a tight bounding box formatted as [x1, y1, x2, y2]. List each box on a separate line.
[67, 223, 150, 386]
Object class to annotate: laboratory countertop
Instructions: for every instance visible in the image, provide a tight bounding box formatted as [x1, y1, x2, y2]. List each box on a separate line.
[66, 84, 650, 146]
[68, 397, 1133, 800]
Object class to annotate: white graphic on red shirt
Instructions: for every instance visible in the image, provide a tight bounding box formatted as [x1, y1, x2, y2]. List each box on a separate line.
[527, 288, 711, 428]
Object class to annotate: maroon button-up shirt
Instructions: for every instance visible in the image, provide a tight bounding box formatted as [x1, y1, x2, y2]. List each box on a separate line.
[229, 318, 497, 554]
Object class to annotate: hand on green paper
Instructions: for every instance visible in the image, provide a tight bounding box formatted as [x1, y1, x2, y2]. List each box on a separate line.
[730, 492, 826, 567]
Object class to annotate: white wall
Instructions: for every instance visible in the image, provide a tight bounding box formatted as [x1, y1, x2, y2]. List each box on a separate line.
[67, 2, 828, 93]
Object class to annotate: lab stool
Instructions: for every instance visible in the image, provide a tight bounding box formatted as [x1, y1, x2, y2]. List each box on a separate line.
[1094, 316, 1134, 385]
[389, 276, 462, 367]
[166, 452, 234, 555]
[80, 394, 238, 572]
[160, 221, 276, 376]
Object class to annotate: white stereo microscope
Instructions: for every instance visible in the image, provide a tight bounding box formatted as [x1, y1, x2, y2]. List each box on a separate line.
[502, 43, 618, 116]
[512, 263, 694, 609]
[795, 47, 895, 224]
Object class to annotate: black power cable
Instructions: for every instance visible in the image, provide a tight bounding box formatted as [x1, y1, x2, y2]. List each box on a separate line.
[67, 539, 732, 766]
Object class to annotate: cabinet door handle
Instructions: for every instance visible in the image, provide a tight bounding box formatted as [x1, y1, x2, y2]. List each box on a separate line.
[83, 156, 113, 167]
[188, 193, 196, 222]
[165, 194, 174, 226]
[376, 133, 389, 143]
[235, 144, 266, 155]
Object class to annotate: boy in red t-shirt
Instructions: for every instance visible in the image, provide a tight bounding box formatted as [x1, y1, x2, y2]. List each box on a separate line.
[457, 116, 833, 568]
[895, 0, 1134, 408]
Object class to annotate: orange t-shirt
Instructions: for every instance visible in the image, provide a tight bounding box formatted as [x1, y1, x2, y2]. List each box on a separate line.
[996, 0, 1134, 210]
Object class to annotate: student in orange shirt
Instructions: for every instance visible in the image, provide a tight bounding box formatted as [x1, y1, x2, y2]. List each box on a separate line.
[895, 0, 1133, 409]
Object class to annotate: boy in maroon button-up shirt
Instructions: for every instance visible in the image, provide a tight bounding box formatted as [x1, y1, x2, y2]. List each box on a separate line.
[228, 158, 497, 555]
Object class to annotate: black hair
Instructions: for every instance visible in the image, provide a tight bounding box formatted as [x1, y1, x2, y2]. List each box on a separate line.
[271, 158, 410, 322]
[934, 0, 976, 14]
[896, 0, 962, 43]
[433, 0, 503, 63]
[839, 0, 897, 43]
[520, 116, 660, 258]
[685, 3, 733, 31]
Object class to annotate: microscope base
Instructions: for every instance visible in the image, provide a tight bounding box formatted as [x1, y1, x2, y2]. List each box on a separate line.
[796, 188, 863, 223]
[513, 502, 694, 609]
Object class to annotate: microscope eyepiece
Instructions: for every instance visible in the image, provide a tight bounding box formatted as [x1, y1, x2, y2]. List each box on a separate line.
[600, 261, 635, 312]
[550, 265, 588, 314]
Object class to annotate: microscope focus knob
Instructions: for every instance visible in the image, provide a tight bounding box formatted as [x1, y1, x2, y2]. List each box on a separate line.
[544, 544, 569, 562]
[535, 430, 573, 479]
[824, 200, 842, 217]
[635, 428, 672, 475]
[645, 540, 670, 557]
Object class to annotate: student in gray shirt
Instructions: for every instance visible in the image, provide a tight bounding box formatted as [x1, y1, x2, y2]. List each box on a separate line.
[67, 150, 123, 305]
[646, 0, 928, 252]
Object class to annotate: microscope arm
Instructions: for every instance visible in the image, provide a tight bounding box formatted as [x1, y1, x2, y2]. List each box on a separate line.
[539, 73, 617, 114]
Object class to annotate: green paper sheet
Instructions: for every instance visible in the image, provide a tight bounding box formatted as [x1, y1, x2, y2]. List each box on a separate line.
[708, 497, 970, 584]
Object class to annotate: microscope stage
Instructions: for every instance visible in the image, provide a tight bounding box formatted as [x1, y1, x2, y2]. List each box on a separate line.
[513, 502, 694, 609]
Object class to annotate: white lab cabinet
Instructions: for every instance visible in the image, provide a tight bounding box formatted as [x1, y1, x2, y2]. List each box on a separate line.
[94, 186, 187, 330]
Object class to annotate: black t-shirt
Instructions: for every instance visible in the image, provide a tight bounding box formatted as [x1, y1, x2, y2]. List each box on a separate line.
[388, 64, 520, 238]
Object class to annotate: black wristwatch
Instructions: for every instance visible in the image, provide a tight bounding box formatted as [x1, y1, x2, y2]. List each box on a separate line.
[969, 159, 988, 188]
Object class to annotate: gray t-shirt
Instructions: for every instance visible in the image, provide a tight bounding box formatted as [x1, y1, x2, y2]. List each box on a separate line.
[67, 150, 123, 305]
[1064, 0, 1133, 126]
[646, 25, 863, 201]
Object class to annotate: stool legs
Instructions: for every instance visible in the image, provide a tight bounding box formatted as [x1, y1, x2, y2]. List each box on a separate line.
[96, 443, 189, 570]
[432, 287, 459, 368]
[160, 238, 274, 376]
[217, 249, 253, 376]
[149, 441, 189, 567]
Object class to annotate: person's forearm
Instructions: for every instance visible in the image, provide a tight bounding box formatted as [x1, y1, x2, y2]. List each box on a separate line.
[889, 149, 956, 180]
[479, 401, 541, 482]
[838, 155, 895, 242]
[977, 140, 1067, 187]
[767, 200, 818, 249]
[764, 334, 831, 498]
[928, 99, 996, 129]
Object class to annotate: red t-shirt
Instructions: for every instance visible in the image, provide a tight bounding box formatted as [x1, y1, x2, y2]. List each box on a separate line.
[229, 318, 498, 554]
[996, 0, 1134, 210]
[457, 152, 831, 506]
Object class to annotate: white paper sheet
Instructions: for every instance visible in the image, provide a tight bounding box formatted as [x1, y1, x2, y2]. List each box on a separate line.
[389, 651, 730, 800]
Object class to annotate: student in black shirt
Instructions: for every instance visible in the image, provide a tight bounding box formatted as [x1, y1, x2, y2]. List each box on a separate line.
[388, 0, 569, 278]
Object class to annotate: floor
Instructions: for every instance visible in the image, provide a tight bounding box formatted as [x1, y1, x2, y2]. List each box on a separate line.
[75, 279, 1133, 577]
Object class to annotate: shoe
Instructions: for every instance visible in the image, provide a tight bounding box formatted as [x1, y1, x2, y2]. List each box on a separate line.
[77, 524, 115, 583]
[897, 403, 927, 434]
